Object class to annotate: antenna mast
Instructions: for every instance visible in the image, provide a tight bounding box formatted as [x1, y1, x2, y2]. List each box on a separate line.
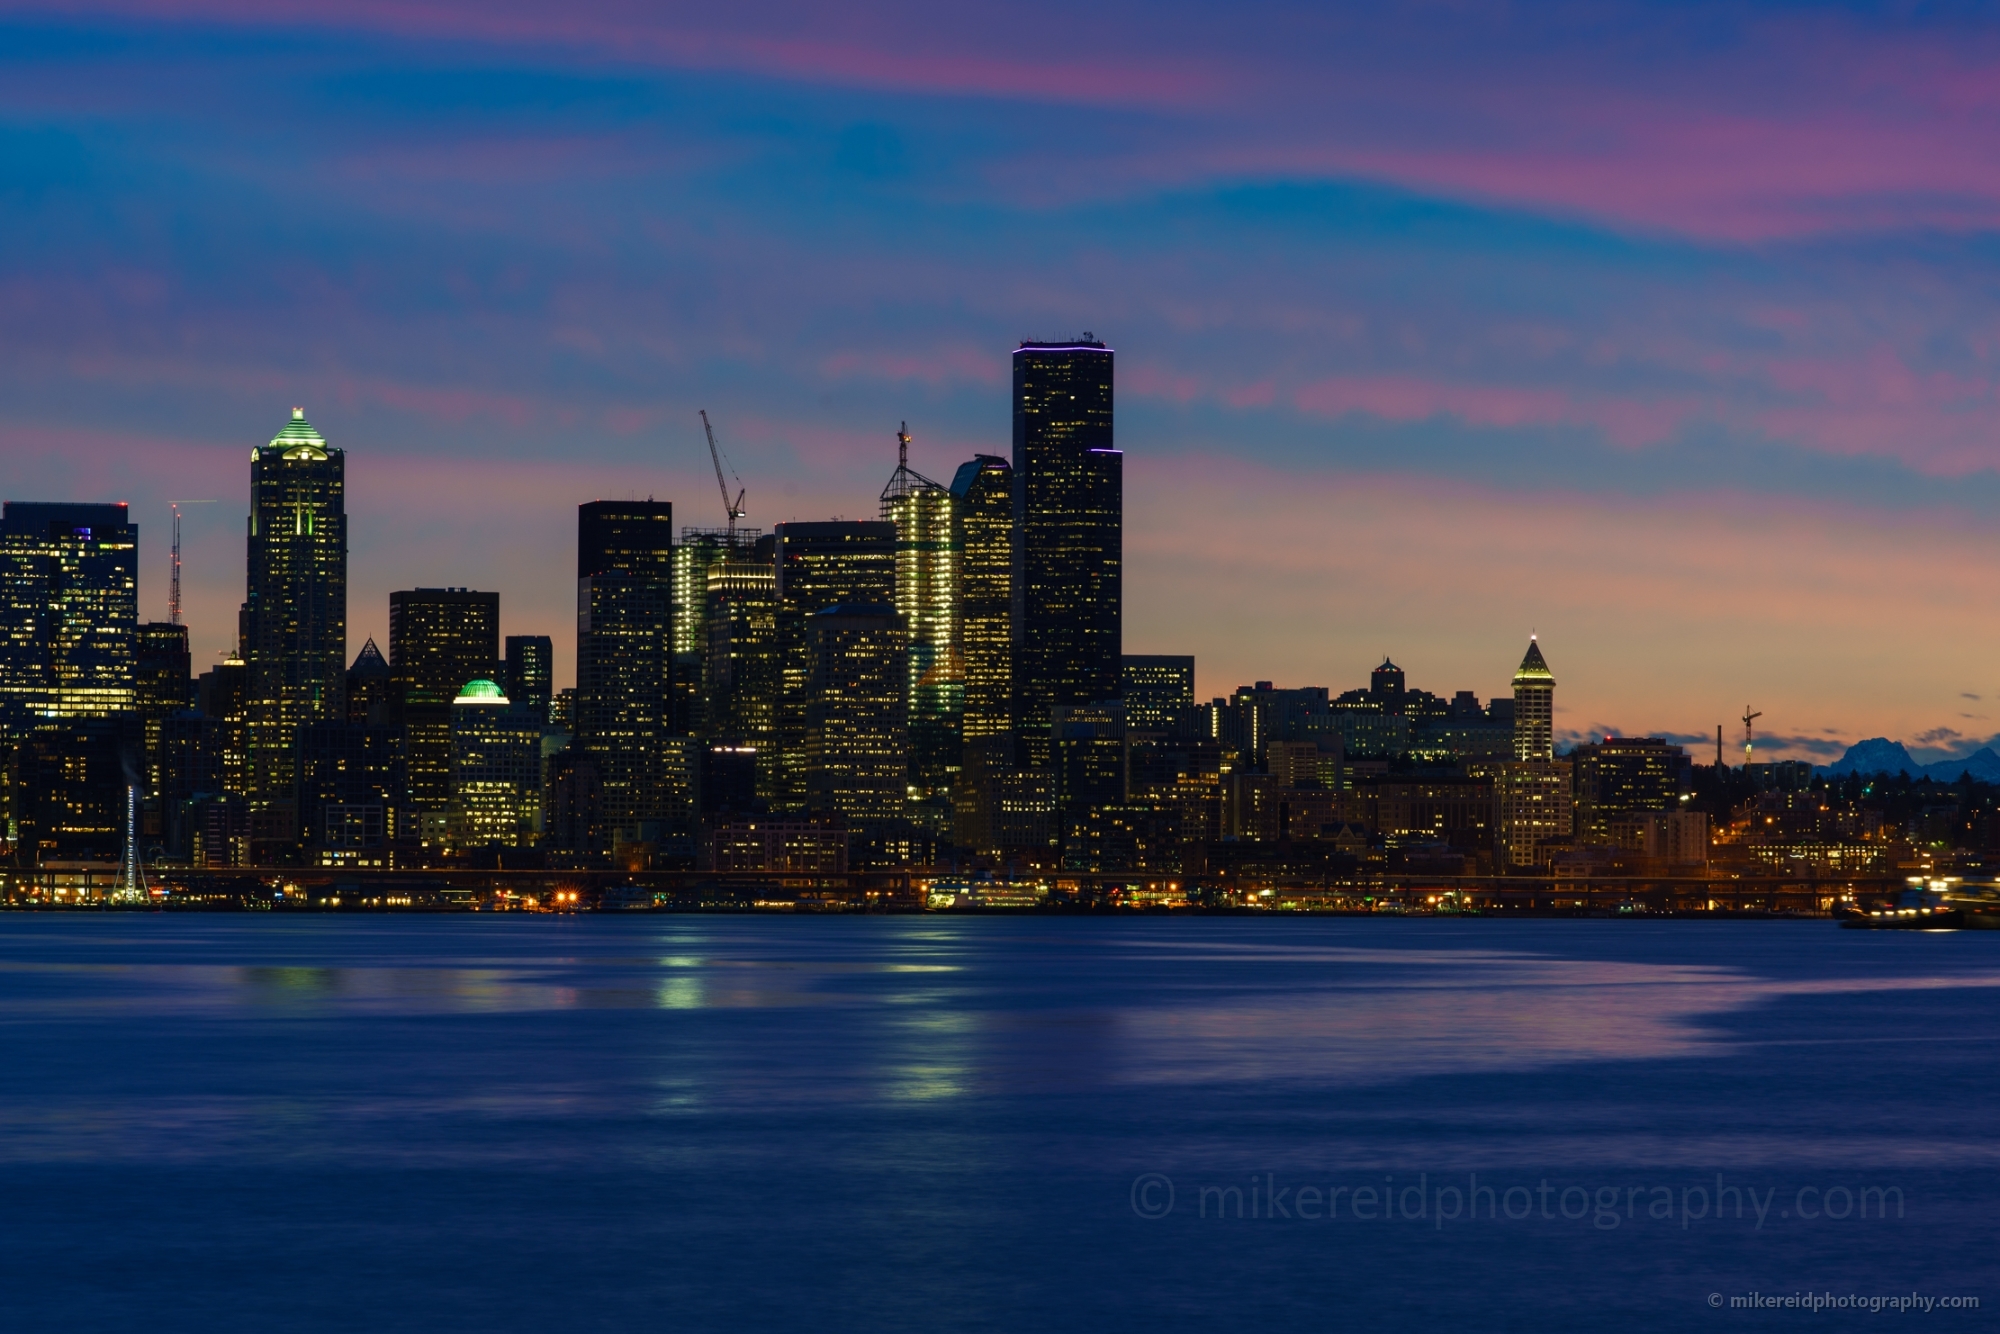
[169, 503, 183, 625]
[699, 410, 747, 545]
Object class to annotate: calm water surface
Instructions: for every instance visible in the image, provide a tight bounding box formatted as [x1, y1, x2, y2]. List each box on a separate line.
[0, 916, 1992, 1331]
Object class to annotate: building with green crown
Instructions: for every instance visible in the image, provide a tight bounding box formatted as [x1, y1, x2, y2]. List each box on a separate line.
[243, 408, 346, 841]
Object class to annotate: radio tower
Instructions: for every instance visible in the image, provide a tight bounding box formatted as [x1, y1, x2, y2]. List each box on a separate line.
[169, 502, 183, 624]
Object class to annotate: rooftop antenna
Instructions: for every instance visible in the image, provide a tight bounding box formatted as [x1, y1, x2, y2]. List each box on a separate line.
[699, 410, 747, 546]
[1742, 706, 1763, 767]
[167, 500, 215, 626]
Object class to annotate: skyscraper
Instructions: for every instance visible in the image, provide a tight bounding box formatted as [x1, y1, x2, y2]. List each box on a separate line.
[803, 603, 908, 833]
[0, 502, 139, 725]
[1011, 338, 1119, 770]
[1488, 638, 1571, 870]
[345, 638, 391, 724]
[575, 501, 677, 853]
[703, 557, 778, 801]
[503, 635, 553, 725]
[389, 588, 498, 828]
[880, 425, 961, 817]
[773, 521, 896, 808]
[243, 409, 346, 817]
[950, 454, 1012, 742]
[1512, 637, 1555, 760]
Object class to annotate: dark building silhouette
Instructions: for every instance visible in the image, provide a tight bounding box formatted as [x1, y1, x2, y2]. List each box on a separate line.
[344, 638, 392, 724]
[1052, 702, 1127, 863]
[389, 588, 498, 829]
[135, 621, 191, 811]
[1120, 655, 1194, 732]
[773, 522, 896, 808]
[195, 656, 250, 797]
[158, 711, 226, 861]
[503, 635, 553, 725]
[1011, 339, 1119, 770]
[297, 720, 406, 863]
[11, 716, 142, 866]
[574, 501, 678, 854]
[243, 409, 347, 820]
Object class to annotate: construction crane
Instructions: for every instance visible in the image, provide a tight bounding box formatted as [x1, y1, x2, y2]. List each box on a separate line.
[699, 409, 746, 544]
[1743, 707, 1764, 767]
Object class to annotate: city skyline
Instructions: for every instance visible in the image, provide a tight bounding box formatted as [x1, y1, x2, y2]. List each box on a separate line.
[10, 5, 2000, 762]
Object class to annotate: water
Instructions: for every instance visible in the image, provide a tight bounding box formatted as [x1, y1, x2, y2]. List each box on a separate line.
[0, 916, 1992, 1331]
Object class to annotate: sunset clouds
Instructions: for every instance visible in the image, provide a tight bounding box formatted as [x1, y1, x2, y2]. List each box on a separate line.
[4, 1, 2000, 758]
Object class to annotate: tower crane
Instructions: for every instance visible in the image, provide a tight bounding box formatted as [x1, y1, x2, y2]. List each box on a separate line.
[1743, 707, 1764, 767]
[699, 409, 746, 545]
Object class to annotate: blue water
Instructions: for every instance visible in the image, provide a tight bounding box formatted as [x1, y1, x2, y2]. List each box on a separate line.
[0, 917, 1992, 1331]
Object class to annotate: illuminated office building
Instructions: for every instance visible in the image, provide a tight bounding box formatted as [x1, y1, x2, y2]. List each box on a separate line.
[0, 502, 139, 726]
[881, 426, 961, 812]
[1120, 655, 1193, 732]
[243, 409, 346, 814]
[704, 558, 779, 800]
[803, 604, 908, 831]
[135, 621, 190, 808]
[9, 715, 142, 866]
[449, 678, 541, 847]
[773, 522, 896, 808]
[1011, 339, 1119, 770]
[389, 588, 498, 823]
[1481, 638, 1571, 870]
[950, 455, 1012, 742]
[1571, 736, 1691, 843]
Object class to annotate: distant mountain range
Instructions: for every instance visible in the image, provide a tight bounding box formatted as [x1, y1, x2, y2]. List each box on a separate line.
[1818, 738, 2000, 782]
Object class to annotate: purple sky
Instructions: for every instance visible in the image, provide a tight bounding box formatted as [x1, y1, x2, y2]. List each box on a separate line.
[6, 1, 2000, 760]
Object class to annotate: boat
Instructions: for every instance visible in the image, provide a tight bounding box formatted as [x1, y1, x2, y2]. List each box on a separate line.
[1840, 904, 1964, 930]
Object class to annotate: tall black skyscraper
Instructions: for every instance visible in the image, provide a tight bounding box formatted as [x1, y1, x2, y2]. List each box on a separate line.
[243, 409, 346, 816]
[575, 501, 679, 851]
[1011, 338, 1119, 770]
[504, 635, 553, 725]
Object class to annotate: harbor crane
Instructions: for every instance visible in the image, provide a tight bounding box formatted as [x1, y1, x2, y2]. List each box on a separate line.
[1743, 707, 1764, 766]
[699, 409, 747, 544]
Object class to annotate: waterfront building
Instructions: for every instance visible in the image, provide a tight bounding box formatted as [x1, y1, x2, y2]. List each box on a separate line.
[881, 426, 962, 820]
[9, 715, 142, 866]
[1011, 338, 1120, 770]
[449, 678, 542, 848]
[503, 635, 553, 725]
[389, 588, 498, 828]
[157, 711, 227, 862]
[1121, 655, 1194, 732]
[298, 720, 406, 864]
[1490, 760, 1574, 870]
[243, 409, 347, 817]
[802, 603, 908, 833]
[1052, 702, 1127, 865]
[773, 522, 896, 808]
[0, 502, 138, 731]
